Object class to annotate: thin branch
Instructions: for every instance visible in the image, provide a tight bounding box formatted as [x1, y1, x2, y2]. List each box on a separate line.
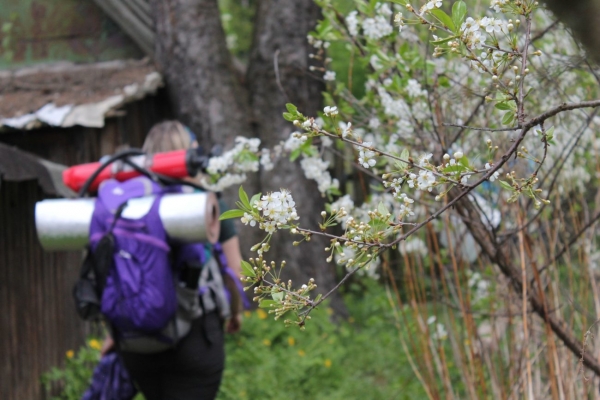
[443, 123, 521, 132]
[273, 49, 291, 103]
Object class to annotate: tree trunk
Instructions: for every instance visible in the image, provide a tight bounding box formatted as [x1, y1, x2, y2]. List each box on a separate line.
[152, 0, 345, 312]
[245, 0, 346, 313]
[152, 0, 250, 150]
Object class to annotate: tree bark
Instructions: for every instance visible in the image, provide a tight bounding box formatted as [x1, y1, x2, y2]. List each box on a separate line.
[152, 0, 250, 150]
[542, 0, 600, 64]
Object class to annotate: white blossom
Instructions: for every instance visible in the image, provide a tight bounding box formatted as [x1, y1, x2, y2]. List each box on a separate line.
[257, 189, 299, 230]
[362, 16, 393, 40]
[324, 70, 336, 81]
[369, 117, 381, 129]
[358, 142, 377, 168]
[323, 106, 338, 117]
[300, 156, 339, 194]
[346, 11, 360, 36]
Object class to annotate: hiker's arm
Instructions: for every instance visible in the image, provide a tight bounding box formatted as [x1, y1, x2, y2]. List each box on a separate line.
[220, 236, 242, 281]
[100, 333, 114, 356]
[221, 236, 243, 333]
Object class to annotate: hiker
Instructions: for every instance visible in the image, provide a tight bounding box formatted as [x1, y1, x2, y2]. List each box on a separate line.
[98, 121, 244, 400]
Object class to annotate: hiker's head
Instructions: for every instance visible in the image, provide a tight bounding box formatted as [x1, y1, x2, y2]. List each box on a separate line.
[142, 121, 198, 154]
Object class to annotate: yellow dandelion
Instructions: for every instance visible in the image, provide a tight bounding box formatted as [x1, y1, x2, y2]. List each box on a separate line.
[348, 317, 355, 323]
[288, 337, 296, 346]
[298, 349, 306, 357]
[326, 307, 334, 316]
[88, 339, 102, 350]
[244, 311, 252, 318]
[257, 309, 268, 320]
[262, 339, 271, 346]
[66, 350, 74, 359]
[324, 359, 332, 368]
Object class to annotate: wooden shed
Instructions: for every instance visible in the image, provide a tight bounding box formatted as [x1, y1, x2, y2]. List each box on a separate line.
[0, 144, 85, 399]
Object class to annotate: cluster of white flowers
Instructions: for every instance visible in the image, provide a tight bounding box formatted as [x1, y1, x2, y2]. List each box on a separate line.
[357, 142, 377, 168]
[467, 271, 491, 302]
[346, 11, 360, 37]
[300, 156, 340, 194]
[368, 117, 381, 129]
[406, 79, 427, 98]
[256, 190, 299, 233]
[345, 3, 393, 41]
[396, 193, 416, 218]
[408, 170, 436, 192]
[362, 16, 393, 40]
[460, 17, 486, 50]
[377, 87, 411, 119]
[206, 136, 260, 175]
[480, 16, 506, 33]
[283, 132, 305, 152]
[260, 148, 274, 171]
[200, 173, 246, 192]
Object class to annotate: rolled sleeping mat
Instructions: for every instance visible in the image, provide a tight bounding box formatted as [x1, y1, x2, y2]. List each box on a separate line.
[35, 192, 220, 251]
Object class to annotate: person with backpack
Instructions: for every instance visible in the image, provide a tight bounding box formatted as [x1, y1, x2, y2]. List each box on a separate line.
[94, 121, 245, 400]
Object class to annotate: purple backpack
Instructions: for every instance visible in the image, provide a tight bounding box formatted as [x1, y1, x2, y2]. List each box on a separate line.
[89, 177, 197, 353]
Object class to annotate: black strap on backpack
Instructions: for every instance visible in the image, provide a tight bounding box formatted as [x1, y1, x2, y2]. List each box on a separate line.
[72, 203, 127, 321]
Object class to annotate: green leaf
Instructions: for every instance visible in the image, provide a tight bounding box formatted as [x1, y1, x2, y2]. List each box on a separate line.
[377, 202, 390, 216]
[443, 165, 465, 174]
[259, 299, 276, 308]
[290, 148, 302, 162]
[283, 112, 295, 121]
[430, 9, 455, 32]
[272, 291, 284, 302]
[397, 148, 409, 169]
[219, 209, 245, 220]
[239, 186, 250, 209]
[498, 180, 513, 191]
[459, 156, 469, 168]
[495, 102, 511, 111]
[250, 193, 262, 208]
[502, 112, 515, 126]
[241, 260, 255, 277]
[286, 103, 298, 113]
[451, 1, 467, 32]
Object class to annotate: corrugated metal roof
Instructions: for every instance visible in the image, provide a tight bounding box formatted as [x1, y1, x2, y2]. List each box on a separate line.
[0, 58, 162, 131]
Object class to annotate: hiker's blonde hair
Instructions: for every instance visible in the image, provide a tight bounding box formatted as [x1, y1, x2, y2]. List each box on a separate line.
[142, 121, 193, 154]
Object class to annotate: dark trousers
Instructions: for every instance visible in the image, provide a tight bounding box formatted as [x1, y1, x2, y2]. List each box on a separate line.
[119, 312, 225, 400]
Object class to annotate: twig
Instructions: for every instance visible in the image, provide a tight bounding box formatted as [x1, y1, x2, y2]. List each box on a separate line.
[273, 49, 291, 103]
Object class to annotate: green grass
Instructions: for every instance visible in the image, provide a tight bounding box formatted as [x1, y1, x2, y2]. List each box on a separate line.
[218, 282, 426, 400]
